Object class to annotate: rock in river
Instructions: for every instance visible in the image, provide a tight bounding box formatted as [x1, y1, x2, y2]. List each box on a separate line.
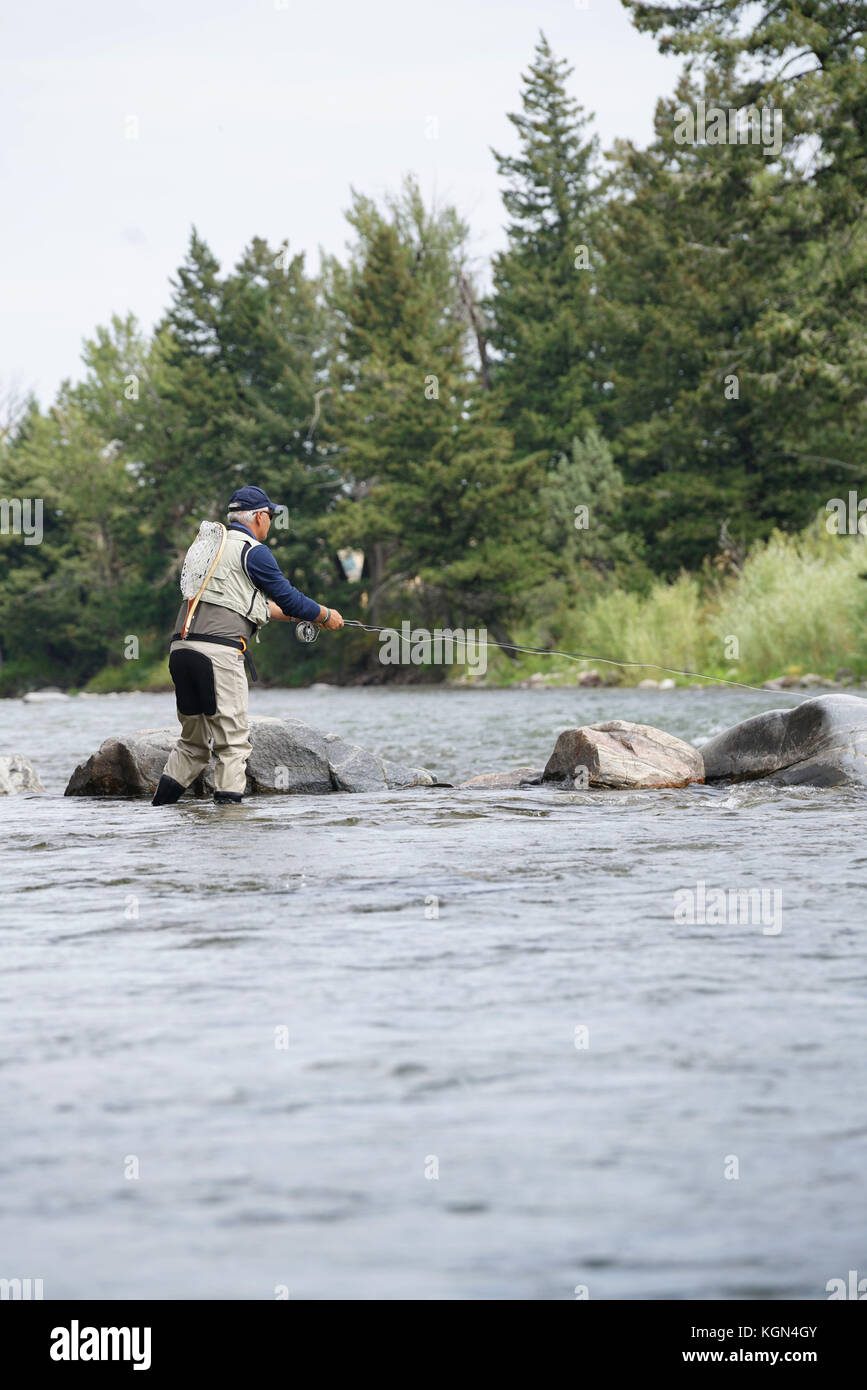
[65, 717, 437, 798]
[700, 693, 867, 787]
[22, 689, 69, 703]
[542, 720, 704, 789]
[0, 755, 45, 795]
[460, 767, 543, 789]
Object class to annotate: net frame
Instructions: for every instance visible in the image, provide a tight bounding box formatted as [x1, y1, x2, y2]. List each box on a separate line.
[179, 521, 228, 637]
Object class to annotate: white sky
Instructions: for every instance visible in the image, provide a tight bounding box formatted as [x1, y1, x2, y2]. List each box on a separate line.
[1, 0, 679, 407]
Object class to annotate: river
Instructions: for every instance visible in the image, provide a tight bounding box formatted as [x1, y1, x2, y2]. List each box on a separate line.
[1, 685, 865, 1300]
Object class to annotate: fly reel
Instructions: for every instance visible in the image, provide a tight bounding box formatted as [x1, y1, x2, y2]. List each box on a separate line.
[295, 621, 320, 643]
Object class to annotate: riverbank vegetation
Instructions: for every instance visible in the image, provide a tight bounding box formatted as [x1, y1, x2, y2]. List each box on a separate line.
[482, 524, 867, 688]
[2, 2, 866, 694]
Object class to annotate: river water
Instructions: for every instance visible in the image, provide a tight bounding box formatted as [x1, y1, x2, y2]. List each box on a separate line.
[1, 685, 865, 1301]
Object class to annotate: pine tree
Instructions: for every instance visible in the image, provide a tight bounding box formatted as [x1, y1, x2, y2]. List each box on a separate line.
[489, 32, 600, 461]
[538, 427, 637, 575]
[602, 4, 867, 572]
[219, 236, 339, 587]
[138, 228, 242, 548]
[324, 179, 540, 638]
[323, 182, 468, 618]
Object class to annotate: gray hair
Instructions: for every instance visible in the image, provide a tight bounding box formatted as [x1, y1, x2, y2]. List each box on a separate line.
[228, 508, 258, 527]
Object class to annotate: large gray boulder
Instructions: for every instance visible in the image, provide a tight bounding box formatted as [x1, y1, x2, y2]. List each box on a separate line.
[542, 720, 704, 789]
[700, 693, 867, 787]
[64, 717, 437, 798]
[0, 755, 45, 794]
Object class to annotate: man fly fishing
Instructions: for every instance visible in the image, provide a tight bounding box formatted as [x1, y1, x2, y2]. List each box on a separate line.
[152, 485, 344, 806]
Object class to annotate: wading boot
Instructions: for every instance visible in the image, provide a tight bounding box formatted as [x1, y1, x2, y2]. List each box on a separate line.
[151, 774, 186, 806]
[213, 790, 243, 804]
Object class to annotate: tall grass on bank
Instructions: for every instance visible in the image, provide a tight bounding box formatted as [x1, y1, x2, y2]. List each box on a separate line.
[483, 523, 867, 687]
[579, 575, 708, 680]
[712, 527, 867, 680]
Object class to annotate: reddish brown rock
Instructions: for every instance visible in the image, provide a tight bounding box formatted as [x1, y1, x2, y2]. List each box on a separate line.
[542, 720, 704, 789]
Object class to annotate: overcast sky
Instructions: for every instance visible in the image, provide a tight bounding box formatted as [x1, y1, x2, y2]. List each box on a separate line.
[1, 0, 679, 407]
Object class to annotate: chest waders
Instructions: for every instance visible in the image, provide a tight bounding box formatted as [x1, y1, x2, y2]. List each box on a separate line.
[153, 529, 270, 805]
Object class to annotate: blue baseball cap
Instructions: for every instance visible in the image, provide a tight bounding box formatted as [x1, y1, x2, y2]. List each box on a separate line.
[227, 485, 280, 516]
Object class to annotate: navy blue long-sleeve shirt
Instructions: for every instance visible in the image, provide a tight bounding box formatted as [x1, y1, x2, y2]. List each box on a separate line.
[230, 522, 322, 622]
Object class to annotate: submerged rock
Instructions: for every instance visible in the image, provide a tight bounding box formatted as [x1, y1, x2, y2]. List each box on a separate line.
[0, 755, 45, 794]
[64, 717, 437, 798]
[460, 767, 543, 789]
[700, 693, 867, 787]
[543, 720, 704, 790]
[22, 689, 69, 703]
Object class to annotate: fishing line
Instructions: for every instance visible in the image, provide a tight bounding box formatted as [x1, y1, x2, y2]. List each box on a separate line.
[335, 620, 806, 700]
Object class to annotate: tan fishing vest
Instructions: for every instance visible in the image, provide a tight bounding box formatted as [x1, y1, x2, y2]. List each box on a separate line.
[198, 529, 271, 631]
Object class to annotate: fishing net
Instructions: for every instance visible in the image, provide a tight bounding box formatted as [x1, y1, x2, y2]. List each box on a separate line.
[180, 522, 226, 599]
